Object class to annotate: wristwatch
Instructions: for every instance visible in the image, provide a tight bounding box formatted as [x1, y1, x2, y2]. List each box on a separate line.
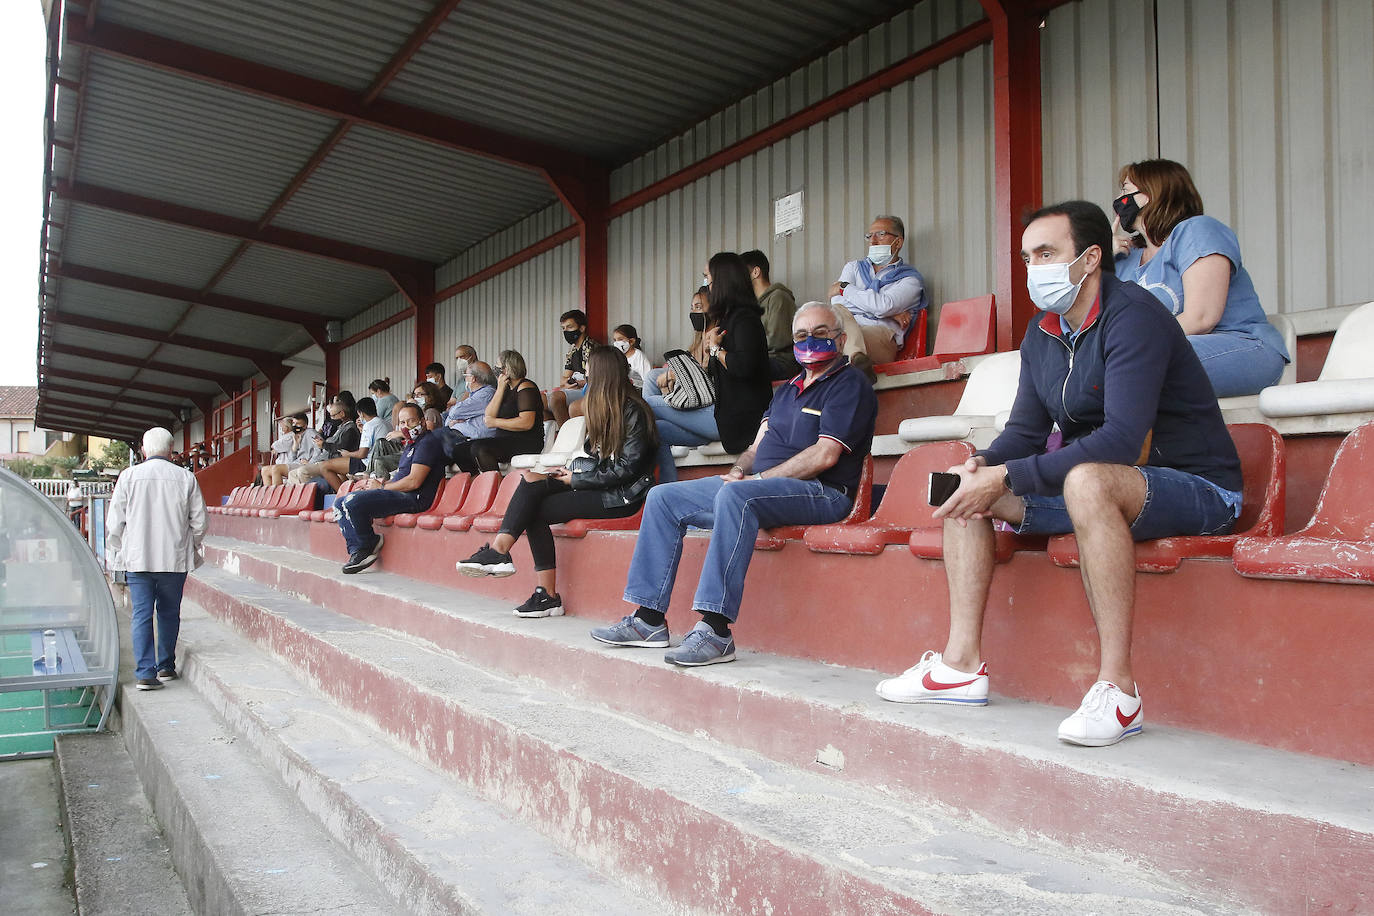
[1003, 469, 1013, 492]
[709, 345, 721, 357]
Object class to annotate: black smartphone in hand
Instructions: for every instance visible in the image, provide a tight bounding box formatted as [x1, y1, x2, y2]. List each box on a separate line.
[928, 471, 960, 507]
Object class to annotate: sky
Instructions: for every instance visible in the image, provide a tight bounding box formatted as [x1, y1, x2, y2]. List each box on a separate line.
[0, 3, 47, 386]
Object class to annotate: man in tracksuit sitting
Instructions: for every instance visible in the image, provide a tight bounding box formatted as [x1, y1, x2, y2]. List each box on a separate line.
[876, 200, 1242, 747]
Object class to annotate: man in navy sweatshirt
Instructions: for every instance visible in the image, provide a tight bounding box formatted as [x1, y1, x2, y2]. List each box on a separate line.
[876, 200, 1242, 747]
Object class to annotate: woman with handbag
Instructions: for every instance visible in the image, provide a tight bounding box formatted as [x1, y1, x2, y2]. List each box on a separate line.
[456, 347, 659, 618]
[648, 253, 771, 480]
[644, 287, 711, 398]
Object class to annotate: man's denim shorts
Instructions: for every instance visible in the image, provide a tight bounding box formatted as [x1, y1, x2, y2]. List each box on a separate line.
[1015, 465, 1240, 541]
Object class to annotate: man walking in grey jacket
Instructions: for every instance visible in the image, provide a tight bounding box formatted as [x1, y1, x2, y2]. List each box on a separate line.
[106, 427, 208, 690]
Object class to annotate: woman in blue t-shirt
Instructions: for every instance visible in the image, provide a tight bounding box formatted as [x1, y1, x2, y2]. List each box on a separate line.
[1112, 158, 1289, 397]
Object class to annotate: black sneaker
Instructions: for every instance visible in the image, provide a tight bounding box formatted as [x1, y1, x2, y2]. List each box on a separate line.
[156, 669, 179, 682]
[455, 543, 516, 578]
[513, 587, 564, 618]
[134, 678, 164, 691]
[342, 533, 384, 574]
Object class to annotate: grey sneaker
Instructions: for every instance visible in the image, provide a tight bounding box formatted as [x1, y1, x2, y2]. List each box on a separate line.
[134, 678, 164, 691]
[664, 621, 735, 667]
[589, 615, 669, 648]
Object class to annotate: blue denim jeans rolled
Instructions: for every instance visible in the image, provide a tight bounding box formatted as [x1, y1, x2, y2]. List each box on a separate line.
[623, 475, 850, 622]
[126, 571, 187, 680]
[335, 488, 425, 554]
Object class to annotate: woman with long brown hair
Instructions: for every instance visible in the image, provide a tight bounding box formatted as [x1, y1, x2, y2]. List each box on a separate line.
[457, 346, 659, 618]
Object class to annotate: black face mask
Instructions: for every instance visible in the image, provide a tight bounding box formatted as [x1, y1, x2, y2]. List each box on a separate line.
[291, 425, 304, 433]
[563, 329, 581, 345]
[1113, 192, 1141, 234]
[689, 312, 707, 332]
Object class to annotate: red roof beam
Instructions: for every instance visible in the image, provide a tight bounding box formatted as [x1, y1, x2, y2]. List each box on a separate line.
[55, 181, 432, 277]
[43, 342, 242, 393]
[65, 15, 602, 177]
[51, 263, 329, 334]
[41, 396, 175, 426]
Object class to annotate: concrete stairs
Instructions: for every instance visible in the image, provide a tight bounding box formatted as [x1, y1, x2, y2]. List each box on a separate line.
[161, 534, 1374, 913]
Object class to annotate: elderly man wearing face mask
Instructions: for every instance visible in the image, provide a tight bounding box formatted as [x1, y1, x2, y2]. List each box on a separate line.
[334, 402, 447, 574]
[876, 201, 1242, 749]
[828, 215, 928, 365]
[591, 301, 877, 668]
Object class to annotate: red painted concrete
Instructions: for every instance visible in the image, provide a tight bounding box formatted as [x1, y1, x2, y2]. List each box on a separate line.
[1296, 333, 1334, 383]
[195, 446, 254, 508]
[208, 510, 1374, 767]
[188, 551, 1374, 913]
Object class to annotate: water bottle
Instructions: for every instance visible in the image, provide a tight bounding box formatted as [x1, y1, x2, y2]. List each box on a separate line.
[43, 629, 58, 675]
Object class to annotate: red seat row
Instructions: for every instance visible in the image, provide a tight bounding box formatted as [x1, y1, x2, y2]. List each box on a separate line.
[208, 483, 316, 518]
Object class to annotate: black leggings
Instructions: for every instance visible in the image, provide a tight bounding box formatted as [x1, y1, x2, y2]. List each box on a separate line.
[498, 476, 641, 571]
[469, 433, 546, 473]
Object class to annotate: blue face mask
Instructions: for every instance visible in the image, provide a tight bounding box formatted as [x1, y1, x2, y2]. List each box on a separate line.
[1026, 249, 1089, 315]
[866, 244, 892, 266]
[793, 334, 840, 366]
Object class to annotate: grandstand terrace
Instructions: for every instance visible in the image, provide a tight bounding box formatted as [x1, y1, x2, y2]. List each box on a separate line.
[29, 0, 1374, 912]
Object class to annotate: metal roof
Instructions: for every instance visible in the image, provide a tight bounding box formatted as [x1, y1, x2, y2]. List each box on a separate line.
[36, 0, 945, 439]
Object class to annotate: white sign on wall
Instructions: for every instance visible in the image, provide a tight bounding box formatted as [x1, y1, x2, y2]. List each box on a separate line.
[773, 191, 804, 237]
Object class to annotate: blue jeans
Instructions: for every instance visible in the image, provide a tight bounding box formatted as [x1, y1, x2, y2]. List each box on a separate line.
[1189, 332, 1286, 398]
[336, 488, 425, 554]
[126, 571, 186, 680]
[623, 475, 851, 623]
[1016, 465, 1240, 540]
[647, 395, 720, 482]
[644, 367, 669, 398]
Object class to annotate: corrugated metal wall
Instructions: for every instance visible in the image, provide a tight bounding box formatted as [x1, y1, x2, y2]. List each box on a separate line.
[1041, 0, 1374, 316]
[608, 12, 994, 356]
[434, 239, 581, 391]
[340, 318, 417, 399]
[344, 291, 410, 338]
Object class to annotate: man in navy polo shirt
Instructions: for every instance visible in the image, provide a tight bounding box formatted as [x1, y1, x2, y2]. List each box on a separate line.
[591, 301, 878, 667]
[335, 402, 447, 574]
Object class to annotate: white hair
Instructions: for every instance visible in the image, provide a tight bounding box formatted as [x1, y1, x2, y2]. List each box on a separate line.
[793, 300, 848, 334]
[142, 427, 175, 457]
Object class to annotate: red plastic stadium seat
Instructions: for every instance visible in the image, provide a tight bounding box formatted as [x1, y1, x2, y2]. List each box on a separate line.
[876, 295, 995, 376]
[908, 528, 1047, 564]
[1047, 424, 1286, 573]
[803, 441, 976, 554]
[263, 483, 316, 519]
[552, 505, 646, 539]
[471, 472, 525, 533]
[1234, 420, 1374, 584]
[442, 471, 503, 532]
[754, 456, 874, 550]
[255, 485, 291, 518]
[304, 480, 356, 522]
[380, 478, 447, 528]
[413, 473, 472, 530]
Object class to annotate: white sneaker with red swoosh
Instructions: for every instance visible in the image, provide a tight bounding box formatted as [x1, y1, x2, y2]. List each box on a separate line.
[1057, 681, 1143, 746]
[875, 651, 989, 705]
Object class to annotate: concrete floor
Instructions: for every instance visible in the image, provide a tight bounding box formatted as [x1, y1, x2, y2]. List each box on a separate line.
[0, 759, 76, 915]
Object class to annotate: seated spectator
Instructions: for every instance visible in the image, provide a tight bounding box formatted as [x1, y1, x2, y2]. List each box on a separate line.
[450, 344, 478, 404]
[423, 363, 454, 407]
[591, 301, 876, 666]
[647, 252, 771, 481]
[1112, 158, 1289, 397]
[572, 325, 652, 418]
[457, 347, 658, 618]
[442, 361, 498, 467]
[549, 309, 601, 425]
[465, 350, 546, 473]
[260, 412, 320, 485]
[410, 380, 444, 416]
[266, 417, 294, 465]
[876, 201, 1243, 747]
[741, 249, 800, 380]
[335, 402, 446, 574]
[368, 379, 398, 426]
[313, 397, 389, 491]
[828, 215, 927, 365]
[290, 398, 360, 485]
[363, 400, 410, 480]
[644, 287, 710, 398]
[316, 390, 355, 442]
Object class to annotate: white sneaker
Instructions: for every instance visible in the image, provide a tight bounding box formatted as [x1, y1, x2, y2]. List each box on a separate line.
[1057, 680, 1143, 746]
[875, 650, 988, 705]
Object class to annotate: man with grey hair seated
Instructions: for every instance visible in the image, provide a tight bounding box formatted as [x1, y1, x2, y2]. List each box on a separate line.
[590, 301, 877, 667]
[106, 427, 208, 691]
[828, 214, 928, 364]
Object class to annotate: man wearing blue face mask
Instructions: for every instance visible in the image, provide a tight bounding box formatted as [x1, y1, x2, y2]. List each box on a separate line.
[591, 301, 877, 667]
[876, 200, 1242, 749]
[828, 215, 927, 364]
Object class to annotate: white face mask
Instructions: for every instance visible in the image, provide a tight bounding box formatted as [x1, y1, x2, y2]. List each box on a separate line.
[1026, 249, 1089, 315]
[414, 395, 428, 407]
[613, 339, 630, 353]
[453, 358, 469, 377]
[866, 244, 892, 266]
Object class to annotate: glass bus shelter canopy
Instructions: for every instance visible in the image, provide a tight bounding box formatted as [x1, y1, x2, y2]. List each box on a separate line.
[0, 466, 118, 758]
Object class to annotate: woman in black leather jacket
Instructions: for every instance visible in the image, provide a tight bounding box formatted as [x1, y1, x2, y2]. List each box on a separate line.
[456, 346, 659, 618]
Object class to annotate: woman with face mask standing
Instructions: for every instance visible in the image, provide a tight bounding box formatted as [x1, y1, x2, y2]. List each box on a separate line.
[1112, 159, 1289, 398]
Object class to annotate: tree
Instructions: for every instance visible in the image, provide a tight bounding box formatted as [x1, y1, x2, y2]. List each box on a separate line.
[90, 441, 130, 473]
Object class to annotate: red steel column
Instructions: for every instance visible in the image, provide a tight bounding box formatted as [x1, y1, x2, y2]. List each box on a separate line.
[982, 1, 1043, 349]
[324, 344, 340, 397]
[409, 272, 437, 382]
[548, 167, 611, 340]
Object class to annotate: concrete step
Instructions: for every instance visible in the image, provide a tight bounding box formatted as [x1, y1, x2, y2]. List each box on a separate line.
[185, 558, 1249, 915]
[0, 759, 75, 916]
[116, 671, 399, 914]
[172, 603, 676, 916]
[193, 536, 1374, 913]
[54, 730, 192, 916]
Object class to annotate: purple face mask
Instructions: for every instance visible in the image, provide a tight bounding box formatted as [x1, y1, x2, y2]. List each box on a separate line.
[793, 334, 839, 366]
